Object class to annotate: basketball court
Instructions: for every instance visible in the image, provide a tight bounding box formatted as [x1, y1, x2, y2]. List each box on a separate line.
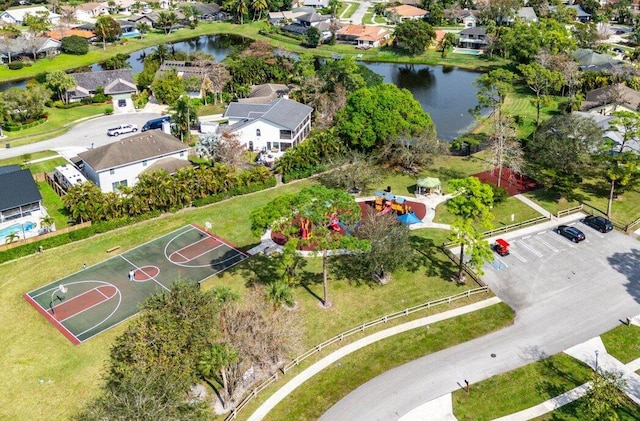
[24, 224, 250, 344]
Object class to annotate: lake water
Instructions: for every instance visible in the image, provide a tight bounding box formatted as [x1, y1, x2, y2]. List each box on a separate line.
[1, 36, 481, 140]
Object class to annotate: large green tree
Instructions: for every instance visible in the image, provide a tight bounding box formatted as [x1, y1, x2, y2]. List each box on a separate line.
[250, 186, 369, 308]
[518, 62, 563, 126]
[45, 70, 75, 104]
[158, 11, 178, 35]
[527, 114, 604, 197]
[170, 95, 200, 142]
[393, 20, 436, 55]
[335, 83, 434, 151]
[94, 16, 121, 50]
[151, 70, 185, 105]
[0, 85, 51, 123]
[446, 177, 494, 281]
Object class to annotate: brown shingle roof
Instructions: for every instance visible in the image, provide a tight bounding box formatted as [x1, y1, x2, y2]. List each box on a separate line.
[78, 131, 188, 171]
[385, 5, 427, 17]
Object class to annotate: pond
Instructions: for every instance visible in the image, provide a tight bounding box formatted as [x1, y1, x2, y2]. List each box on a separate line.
[1, 37, 482, 140]
[361, 63, 482, 141]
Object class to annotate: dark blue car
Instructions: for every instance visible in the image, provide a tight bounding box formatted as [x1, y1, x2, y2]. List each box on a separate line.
[556, 225, 586, 243]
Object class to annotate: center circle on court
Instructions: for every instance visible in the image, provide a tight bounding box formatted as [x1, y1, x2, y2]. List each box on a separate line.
[134, 266, 160, 282]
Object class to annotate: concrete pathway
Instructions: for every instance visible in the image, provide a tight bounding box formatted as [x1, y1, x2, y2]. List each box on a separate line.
[247, 297, 502, 421]
[513, 194, 554, 219]
[346, 1, 370, 24]
[492, 384, 591, 421]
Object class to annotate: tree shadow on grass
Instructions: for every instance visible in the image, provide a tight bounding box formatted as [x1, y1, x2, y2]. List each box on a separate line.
[580, 181, 609, 199]
[240, 253, 280, 287]
[409, 235, 456, 280]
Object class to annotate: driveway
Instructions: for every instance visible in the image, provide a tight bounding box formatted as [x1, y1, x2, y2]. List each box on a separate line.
[0, 112, 162, 161]
[320, 214, 640, 420]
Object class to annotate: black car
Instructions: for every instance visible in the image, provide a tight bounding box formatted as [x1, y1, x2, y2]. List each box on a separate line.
[582, 215, 613, 233]
[556, 225, 586, 243]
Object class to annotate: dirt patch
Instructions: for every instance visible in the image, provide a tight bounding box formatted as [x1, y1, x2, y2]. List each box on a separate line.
[473, 168, 542, 196]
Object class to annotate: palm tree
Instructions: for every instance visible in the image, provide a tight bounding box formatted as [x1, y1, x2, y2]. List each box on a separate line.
[147, 44, 172, 64]
[136, 22, 150, 39]
[4, 231, 19, 244]
[39, 215, 55, 233]
[197, 343, 238, 408]
[169, 95, 200, 142]
[250, 0, 267, 21]
[266, 279, 295, 309]
[158, 11, 178, 35]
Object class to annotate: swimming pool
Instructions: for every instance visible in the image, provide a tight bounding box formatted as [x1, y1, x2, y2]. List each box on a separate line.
[0, 221, 36, 241]
[454, 48, 484, 55]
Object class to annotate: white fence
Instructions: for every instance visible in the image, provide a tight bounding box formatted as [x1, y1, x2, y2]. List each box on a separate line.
[224, 286, 489, 420]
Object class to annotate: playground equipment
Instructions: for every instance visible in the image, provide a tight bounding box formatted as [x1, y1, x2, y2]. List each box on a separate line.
[374, 191, 412, 215]
[415, 177, 441, 196]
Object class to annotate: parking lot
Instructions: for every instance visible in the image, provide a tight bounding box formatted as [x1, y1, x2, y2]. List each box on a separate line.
[456, 214, 640, 313]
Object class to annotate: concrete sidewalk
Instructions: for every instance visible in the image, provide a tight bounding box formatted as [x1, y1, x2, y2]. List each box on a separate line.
[513, 194, 554, 219]
[246, 297, 503, 421]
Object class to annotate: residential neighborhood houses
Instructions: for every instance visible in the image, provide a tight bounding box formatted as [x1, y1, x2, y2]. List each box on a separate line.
[3, 0, 640, 419]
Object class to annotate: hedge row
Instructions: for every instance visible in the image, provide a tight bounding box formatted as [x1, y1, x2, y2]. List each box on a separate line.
[0, 211, 160, 265]
[192, 177, 277, 207]
[3, 117, 47, 132]
[282, 165, 326, 183]
[0, 177, 277, 264]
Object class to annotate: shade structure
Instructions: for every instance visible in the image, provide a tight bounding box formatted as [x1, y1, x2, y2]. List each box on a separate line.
[417, 177, 441, 188]
[396, 212, 422, 225]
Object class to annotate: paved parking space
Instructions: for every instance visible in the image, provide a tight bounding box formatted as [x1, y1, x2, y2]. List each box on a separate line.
[475, 214, 640, 311]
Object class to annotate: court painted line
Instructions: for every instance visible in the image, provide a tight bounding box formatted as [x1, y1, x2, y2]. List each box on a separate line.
[192, 224, 251, 257]
[174, 236, 221, 256]
[75, 286, 123, 338]
[180, 242, 227, 262]
[534, 233, 559, 252]
[516, 240, 543, 257]
[59, 289, 117, 323]
[120, 255, 170, 292]
[96, 288, 109, 299]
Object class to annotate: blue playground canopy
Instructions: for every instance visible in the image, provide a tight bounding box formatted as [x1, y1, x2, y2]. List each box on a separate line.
[397, 212, 421, 225]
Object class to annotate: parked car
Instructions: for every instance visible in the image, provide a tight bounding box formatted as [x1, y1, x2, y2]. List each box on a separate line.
[555, 225, 586, 243]
[107, 124, 138, 136]
[141, 116, 171, 132]
[582, 215, 613, 233]
[118, 99, 127, 107]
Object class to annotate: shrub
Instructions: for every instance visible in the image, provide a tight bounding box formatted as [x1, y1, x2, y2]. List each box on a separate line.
[491, 185, 509, 204]
[61, 35, 89, 55]
[7, 62, 24, 70]
[80, 97, 93, 105]
[104, 107, 113, 115]
[92, 93, 108, 103]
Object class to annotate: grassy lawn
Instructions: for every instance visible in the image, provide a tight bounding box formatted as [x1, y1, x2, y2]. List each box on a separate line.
[532, 395, 640, 420]
[263, 302, 514, 421]
[0, 150, 58, 166]
[0, 174, 506, 420]
[340, 2, 357, 19]
[601, 324, 640, 364]
[4, 104, 107, 147]
[37, 181, 69, 229]
[453, 353, 594, 420]
[197, 103, 226, 116]
[362, 11, 374, 25]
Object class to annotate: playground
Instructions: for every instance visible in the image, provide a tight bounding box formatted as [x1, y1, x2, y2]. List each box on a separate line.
[23, 224, 249, 344]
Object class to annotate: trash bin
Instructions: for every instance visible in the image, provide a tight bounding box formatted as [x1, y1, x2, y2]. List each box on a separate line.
[5, 143, 9, 149]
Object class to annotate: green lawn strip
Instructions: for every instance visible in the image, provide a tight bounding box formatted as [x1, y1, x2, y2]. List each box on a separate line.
[0, 150, 58, 166]
[26, 157, 68, 175]
[434, 196, 542, 231]
[453, 353, 593, 421]
[340, 2, 357, 18]
[262, 302, 514, 421]
[601, 324, 640, 364]
[531, 393, 640, 420]
[362, 12, 374, 24]
[37, 181, 69, 229]
[4, 104, 107, 147]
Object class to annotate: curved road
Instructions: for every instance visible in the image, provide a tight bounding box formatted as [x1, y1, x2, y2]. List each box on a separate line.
[0, 112, 161, 161]
[320, 223, 640, 420]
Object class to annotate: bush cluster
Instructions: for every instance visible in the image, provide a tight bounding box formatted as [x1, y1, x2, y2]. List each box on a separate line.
[192, 177, 277, 207]
[53, 101, 83, 109]
[7, 61, 31, 70]
[2, 117, 47, 131]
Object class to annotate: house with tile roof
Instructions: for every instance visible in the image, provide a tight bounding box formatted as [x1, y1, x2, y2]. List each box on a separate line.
[0, 165, 44, 242]
[385, 5, 427, 21]
[66, 69, 137, 103]
[0, 36, 61, 63]
[76, 131, 190, 193]
[458, 27, 488, 49]
[573, 48, 622, 71]
[580, 83, 640, 115]
[45, 28, 95, 41]
[336, 24, 391, 48]
[219, 98, 313, 153]
[238, 83, 291, 104]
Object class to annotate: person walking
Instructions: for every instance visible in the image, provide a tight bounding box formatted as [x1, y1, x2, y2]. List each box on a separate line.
[128, 269, 135, 281]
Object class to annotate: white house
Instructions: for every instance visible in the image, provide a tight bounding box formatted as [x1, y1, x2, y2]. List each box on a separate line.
[0, 6, 60, 24]
[76, 131, 190, 193]
[219, 98, 313, 153]
[62, 2, 109, 22]
[303, 0, 329, 8]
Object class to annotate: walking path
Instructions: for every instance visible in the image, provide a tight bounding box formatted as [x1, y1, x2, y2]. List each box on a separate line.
[513, 194, 554, 219]
[247, 297, 503, 421]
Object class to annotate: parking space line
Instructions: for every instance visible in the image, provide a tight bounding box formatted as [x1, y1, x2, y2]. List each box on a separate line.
[546, 231, 577, 248]
[516, 239, 543, 257]
[581, 227, 605, 239]
[509, 249, 527, 262]
[534, 233, 559, 252]
[491, 257, 507, 271]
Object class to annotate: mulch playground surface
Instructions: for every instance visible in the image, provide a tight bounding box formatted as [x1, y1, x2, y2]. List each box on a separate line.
[24, 224, 249, 344]
[473, 169, 542, 196]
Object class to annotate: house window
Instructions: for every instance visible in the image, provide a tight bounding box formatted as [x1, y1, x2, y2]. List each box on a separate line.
[279, 130, 292, 140]
[111, 180, 128, 191]
[256, 129, 261, 137]
[109, 169, 115, 175]
[272, 142, 280, 151]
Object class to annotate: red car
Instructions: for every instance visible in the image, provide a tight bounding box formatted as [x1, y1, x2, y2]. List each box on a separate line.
[493, 238, 510, 256]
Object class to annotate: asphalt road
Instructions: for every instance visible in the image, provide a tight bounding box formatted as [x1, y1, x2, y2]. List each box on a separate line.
[0, 112, 161, 161]
[320, 215, 640, 420]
